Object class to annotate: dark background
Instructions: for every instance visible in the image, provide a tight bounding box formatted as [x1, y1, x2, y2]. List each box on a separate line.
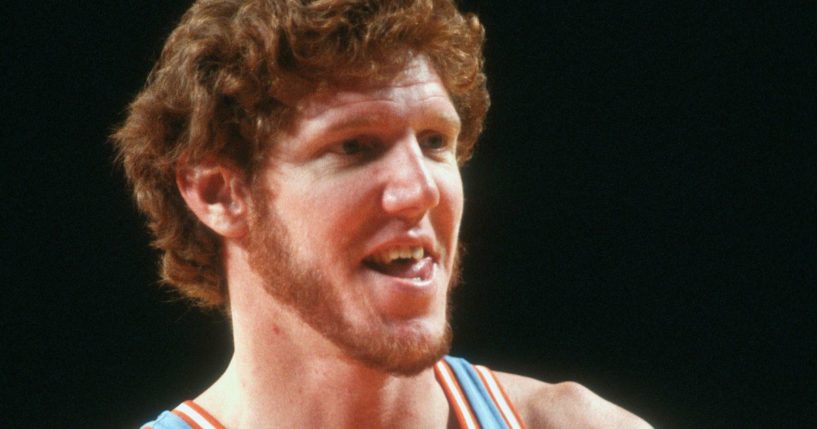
[4, 1, 815, 428]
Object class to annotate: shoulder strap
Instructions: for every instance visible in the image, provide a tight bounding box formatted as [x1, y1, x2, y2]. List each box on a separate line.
[434, 356, 526, 429]
[143, 360, 522, 429]
[140, 401, 226, 429]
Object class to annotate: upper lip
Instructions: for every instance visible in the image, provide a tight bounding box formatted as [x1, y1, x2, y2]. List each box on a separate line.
[363, 233, 439, 264]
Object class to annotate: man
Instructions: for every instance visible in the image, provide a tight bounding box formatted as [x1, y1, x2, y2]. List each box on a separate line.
[114, 0, 652, 427]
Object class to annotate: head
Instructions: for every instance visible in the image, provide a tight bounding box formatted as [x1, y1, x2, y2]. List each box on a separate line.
[240, 54, 468, 373]
[113, 0, 488, 310]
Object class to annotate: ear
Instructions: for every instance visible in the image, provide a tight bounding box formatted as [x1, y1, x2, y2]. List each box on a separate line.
[176, 158, 250, 238]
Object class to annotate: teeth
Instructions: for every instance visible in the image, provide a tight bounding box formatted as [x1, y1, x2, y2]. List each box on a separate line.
[373, 246, 425, 264]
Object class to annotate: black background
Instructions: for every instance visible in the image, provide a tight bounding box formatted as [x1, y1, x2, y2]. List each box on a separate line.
[4, 1, 815, 428]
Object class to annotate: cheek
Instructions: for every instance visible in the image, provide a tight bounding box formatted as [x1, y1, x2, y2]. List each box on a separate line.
[436, 169, 465, 236]
[284, 176, 377, 255]
[450, 175, 465, 219]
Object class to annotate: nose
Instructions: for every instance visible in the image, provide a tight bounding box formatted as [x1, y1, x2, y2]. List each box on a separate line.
[381, 136, 440, 220]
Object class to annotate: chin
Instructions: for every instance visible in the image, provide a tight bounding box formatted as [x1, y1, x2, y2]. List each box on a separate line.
[340, 317, 453, 376]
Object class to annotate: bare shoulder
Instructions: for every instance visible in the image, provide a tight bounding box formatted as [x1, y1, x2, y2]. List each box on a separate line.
[493, 371, 653, 429]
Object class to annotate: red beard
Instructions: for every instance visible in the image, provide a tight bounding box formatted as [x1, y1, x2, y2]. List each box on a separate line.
[246, 185, 460, 375]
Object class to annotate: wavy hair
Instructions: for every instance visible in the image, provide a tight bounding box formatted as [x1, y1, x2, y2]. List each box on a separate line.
[112, 0, 489, 309]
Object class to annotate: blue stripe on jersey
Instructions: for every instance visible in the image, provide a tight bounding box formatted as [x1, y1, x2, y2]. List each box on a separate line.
[444, 355, 510, 429]
[140, 411, 192, 429]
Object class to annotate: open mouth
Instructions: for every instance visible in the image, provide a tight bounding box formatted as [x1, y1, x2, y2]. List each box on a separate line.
[363, 245, 435, 282]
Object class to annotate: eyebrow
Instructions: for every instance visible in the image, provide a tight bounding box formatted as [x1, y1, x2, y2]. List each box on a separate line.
[323, 112, 393, 133]
[423, 110, 462, 132]
[322, 110, 462, 136]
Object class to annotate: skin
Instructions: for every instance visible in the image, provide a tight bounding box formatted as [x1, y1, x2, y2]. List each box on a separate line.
[176, 56, 652, 428]
[242, 56, 463, 376]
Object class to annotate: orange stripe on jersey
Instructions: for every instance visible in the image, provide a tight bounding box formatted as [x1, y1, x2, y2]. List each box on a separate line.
[434, 360, 480, 429]
[489, 369, 525, 427]
[184, 401, 227, 429]
[171, 409, 203, 429]
[474, 365, 526, 429]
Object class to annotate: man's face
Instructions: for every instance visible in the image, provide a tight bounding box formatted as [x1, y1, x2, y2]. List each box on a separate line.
[247, 57, 464, 374]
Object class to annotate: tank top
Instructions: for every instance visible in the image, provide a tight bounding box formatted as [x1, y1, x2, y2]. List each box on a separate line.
[140, 356, 525, 429]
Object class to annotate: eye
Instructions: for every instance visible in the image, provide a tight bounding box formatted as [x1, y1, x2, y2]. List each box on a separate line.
[419, 133, 454, 154]
[340, 138, 366, 155]
[422, 134, 446, 149]
[329, 137, 380, 161]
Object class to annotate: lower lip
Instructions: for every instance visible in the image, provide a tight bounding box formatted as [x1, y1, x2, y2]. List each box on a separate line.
[362, 262, 438, 294]
[359, 261, 441, 318]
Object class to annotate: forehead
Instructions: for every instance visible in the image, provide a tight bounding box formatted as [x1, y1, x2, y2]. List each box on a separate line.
[292, 56, 460, 127]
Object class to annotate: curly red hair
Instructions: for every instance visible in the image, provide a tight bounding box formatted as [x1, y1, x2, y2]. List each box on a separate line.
[112, 0, 489, 309]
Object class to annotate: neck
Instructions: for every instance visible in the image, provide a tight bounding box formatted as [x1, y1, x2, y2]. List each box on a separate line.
[196, 244, 450, 428]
